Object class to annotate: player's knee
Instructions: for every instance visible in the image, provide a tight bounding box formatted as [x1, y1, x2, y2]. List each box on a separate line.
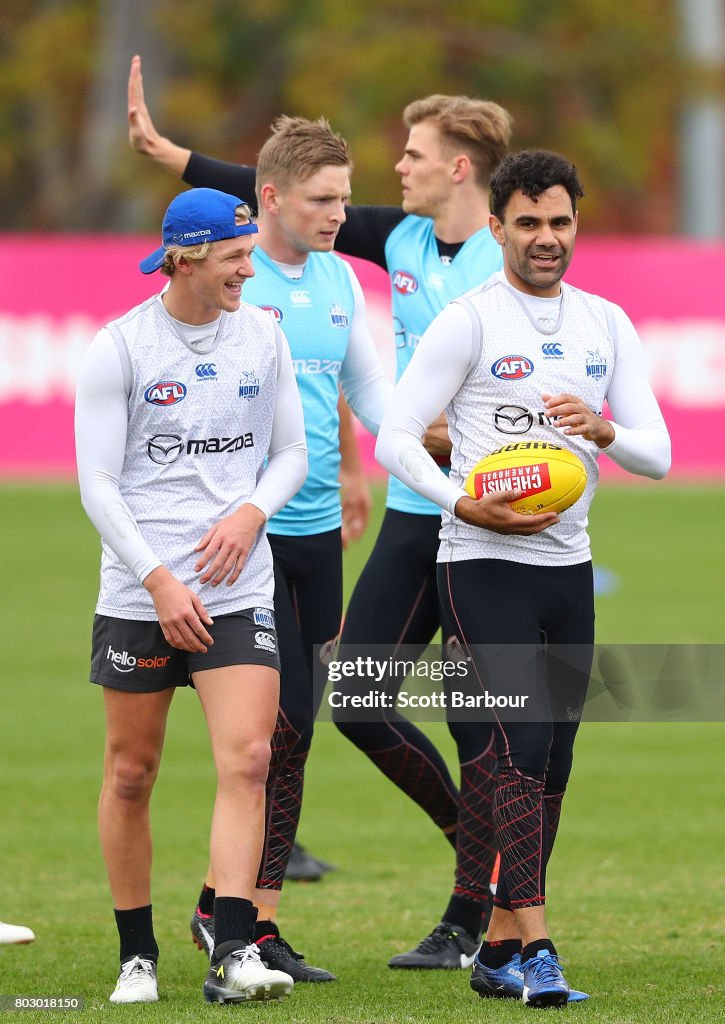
[218, 739, 272, 791]
[106, 753, 159, 803]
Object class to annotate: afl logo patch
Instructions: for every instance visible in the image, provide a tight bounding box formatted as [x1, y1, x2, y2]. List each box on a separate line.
[144, 381, 187, 405]
[491, 356, 535, 381]
[259, 304, 283, 323]
[392, 270, 418, 295]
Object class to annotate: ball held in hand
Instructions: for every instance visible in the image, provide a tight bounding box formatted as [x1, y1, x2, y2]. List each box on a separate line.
[464, 442, 587, 515]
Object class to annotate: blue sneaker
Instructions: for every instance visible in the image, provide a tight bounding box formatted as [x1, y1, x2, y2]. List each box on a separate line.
[470, 951, 524, 998]
[521, 949, 570, 1008]
[472, 952, 589, 1003]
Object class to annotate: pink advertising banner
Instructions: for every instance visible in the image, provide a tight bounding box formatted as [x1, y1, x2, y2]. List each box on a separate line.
[1, 235, 723, 479]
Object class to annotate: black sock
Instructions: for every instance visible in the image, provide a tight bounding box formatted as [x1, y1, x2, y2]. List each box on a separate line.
[441, 894, 487, 940]
[478, 938, 522, 968]
[198, 884, 215, 917]
[114, 905, 158, 965]
[213, 897, 257, 956]
[521, 938, 558, 963]
[254, 919, 279, 942]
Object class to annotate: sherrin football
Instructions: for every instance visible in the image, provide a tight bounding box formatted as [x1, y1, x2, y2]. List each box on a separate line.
[464, 442, 587, 515]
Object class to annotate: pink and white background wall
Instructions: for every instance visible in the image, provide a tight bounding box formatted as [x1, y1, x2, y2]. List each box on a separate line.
[2, 237, 723, 480]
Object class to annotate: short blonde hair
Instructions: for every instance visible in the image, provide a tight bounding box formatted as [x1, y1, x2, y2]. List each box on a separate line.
[403, 95, 512, 187]
[256, 116, 352, 203]
[160, 242, 210, 277]
[160, 202, 253, 276]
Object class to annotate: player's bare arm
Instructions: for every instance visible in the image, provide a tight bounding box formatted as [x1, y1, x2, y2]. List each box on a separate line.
[454, 490, 559, 536]
[128, 54, 190, 176]
[143, 565, 214, 653]
[194, 502, 267, 587]
[338, 394, 372, 547]
[543, 391, 615, 448]
[422, 412, 453, 458]
[339, 464, 372, 548]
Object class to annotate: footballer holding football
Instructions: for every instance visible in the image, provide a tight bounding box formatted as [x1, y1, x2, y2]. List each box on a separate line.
[376, 149, 670, 1006]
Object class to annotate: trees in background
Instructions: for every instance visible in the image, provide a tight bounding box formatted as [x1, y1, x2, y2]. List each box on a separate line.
[1, 0, 714, 233]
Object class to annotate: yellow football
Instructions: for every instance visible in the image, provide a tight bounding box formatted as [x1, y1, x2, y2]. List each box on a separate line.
[464, 442, 587, 515]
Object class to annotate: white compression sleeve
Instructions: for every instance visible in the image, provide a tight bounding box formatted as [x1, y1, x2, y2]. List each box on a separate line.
[74, 328, 162, 583]
[600, 303, 671, 479]
[246, 323, 308, 520]
[375, 302, 475, 513]
[339, 262, 394, 435]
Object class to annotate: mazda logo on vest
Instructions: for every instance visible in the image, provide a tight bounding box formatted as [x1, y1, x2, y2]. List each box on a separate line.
[147, 434, 183, 465]
[494, 406, 534, 434]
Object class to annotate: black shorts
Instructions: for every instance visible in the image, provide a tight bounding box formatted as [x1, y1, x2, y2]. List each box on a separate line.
[90, 608, 281, 693]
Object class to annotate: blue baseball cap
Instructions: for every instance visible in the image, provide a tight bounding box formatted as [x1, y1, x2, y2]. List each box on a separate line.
[139, 188, 258, 274]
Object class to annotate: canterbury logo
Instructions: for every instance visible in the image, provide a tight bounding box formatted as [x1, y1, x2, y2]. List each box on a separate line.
[541, 343, 563, 357]
[290, 289, 311, 304]
[195, 363, 217, 379]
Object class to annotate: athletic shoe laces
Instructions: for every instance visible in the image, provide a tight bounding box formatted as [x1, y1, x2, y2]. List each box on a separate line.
[525, 952, 565, 987]
[118, 957, 155, 986]
[415, 923, 462, 954]
[227, 943, 263, 967]
[260, 936, 304, 962]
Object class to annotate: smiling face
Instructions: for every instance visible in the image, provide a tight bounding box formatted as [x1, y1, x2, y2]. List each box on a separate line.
[394, 120, 457, 219]
[166, 234, 257, 324]
[260, 164, 351, 263]
[490, 185, 577, 297]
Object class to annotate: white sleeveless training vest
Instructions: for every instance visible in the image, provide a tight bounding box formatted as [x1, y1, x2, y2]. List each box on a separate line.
[440, 274, 616, 567]
[97, 294, 279, 619]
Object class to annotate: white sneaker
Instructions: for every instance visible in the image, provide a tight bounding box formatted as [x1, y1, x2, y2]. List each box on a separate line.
[203, 943, 294, 1003]
[0, 921, 35, 945]
[109, 955, 159, 1004]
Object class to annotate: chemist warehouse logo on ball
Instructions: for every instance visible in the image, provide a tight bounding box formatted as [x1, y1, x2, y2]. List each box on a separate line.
[491, 355, 535, 381]
[106, 644, 170, 674]
[144, 380, 187, 405]
[392, 270, 418, 295]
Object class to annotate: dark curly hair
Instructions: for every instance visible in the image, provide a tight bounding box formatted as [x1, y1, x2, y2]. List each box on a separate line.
[489, 150, 584, 221]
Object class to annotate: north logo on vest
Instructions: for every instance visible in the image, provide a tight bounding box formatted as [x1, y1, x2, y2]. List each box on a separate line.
[330, 304, 349, 328]
[239, 371, 260, 400]
[586, 349, 608, 379]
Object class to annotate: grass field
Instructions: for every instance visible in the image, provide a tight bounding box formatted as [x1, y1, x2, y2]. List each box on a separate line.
[1, 481, 723, 1022]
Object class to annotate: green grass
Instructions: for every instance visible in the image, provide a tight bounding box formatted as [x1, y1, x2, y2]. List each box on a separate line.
[1, 482, 723, 1022]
